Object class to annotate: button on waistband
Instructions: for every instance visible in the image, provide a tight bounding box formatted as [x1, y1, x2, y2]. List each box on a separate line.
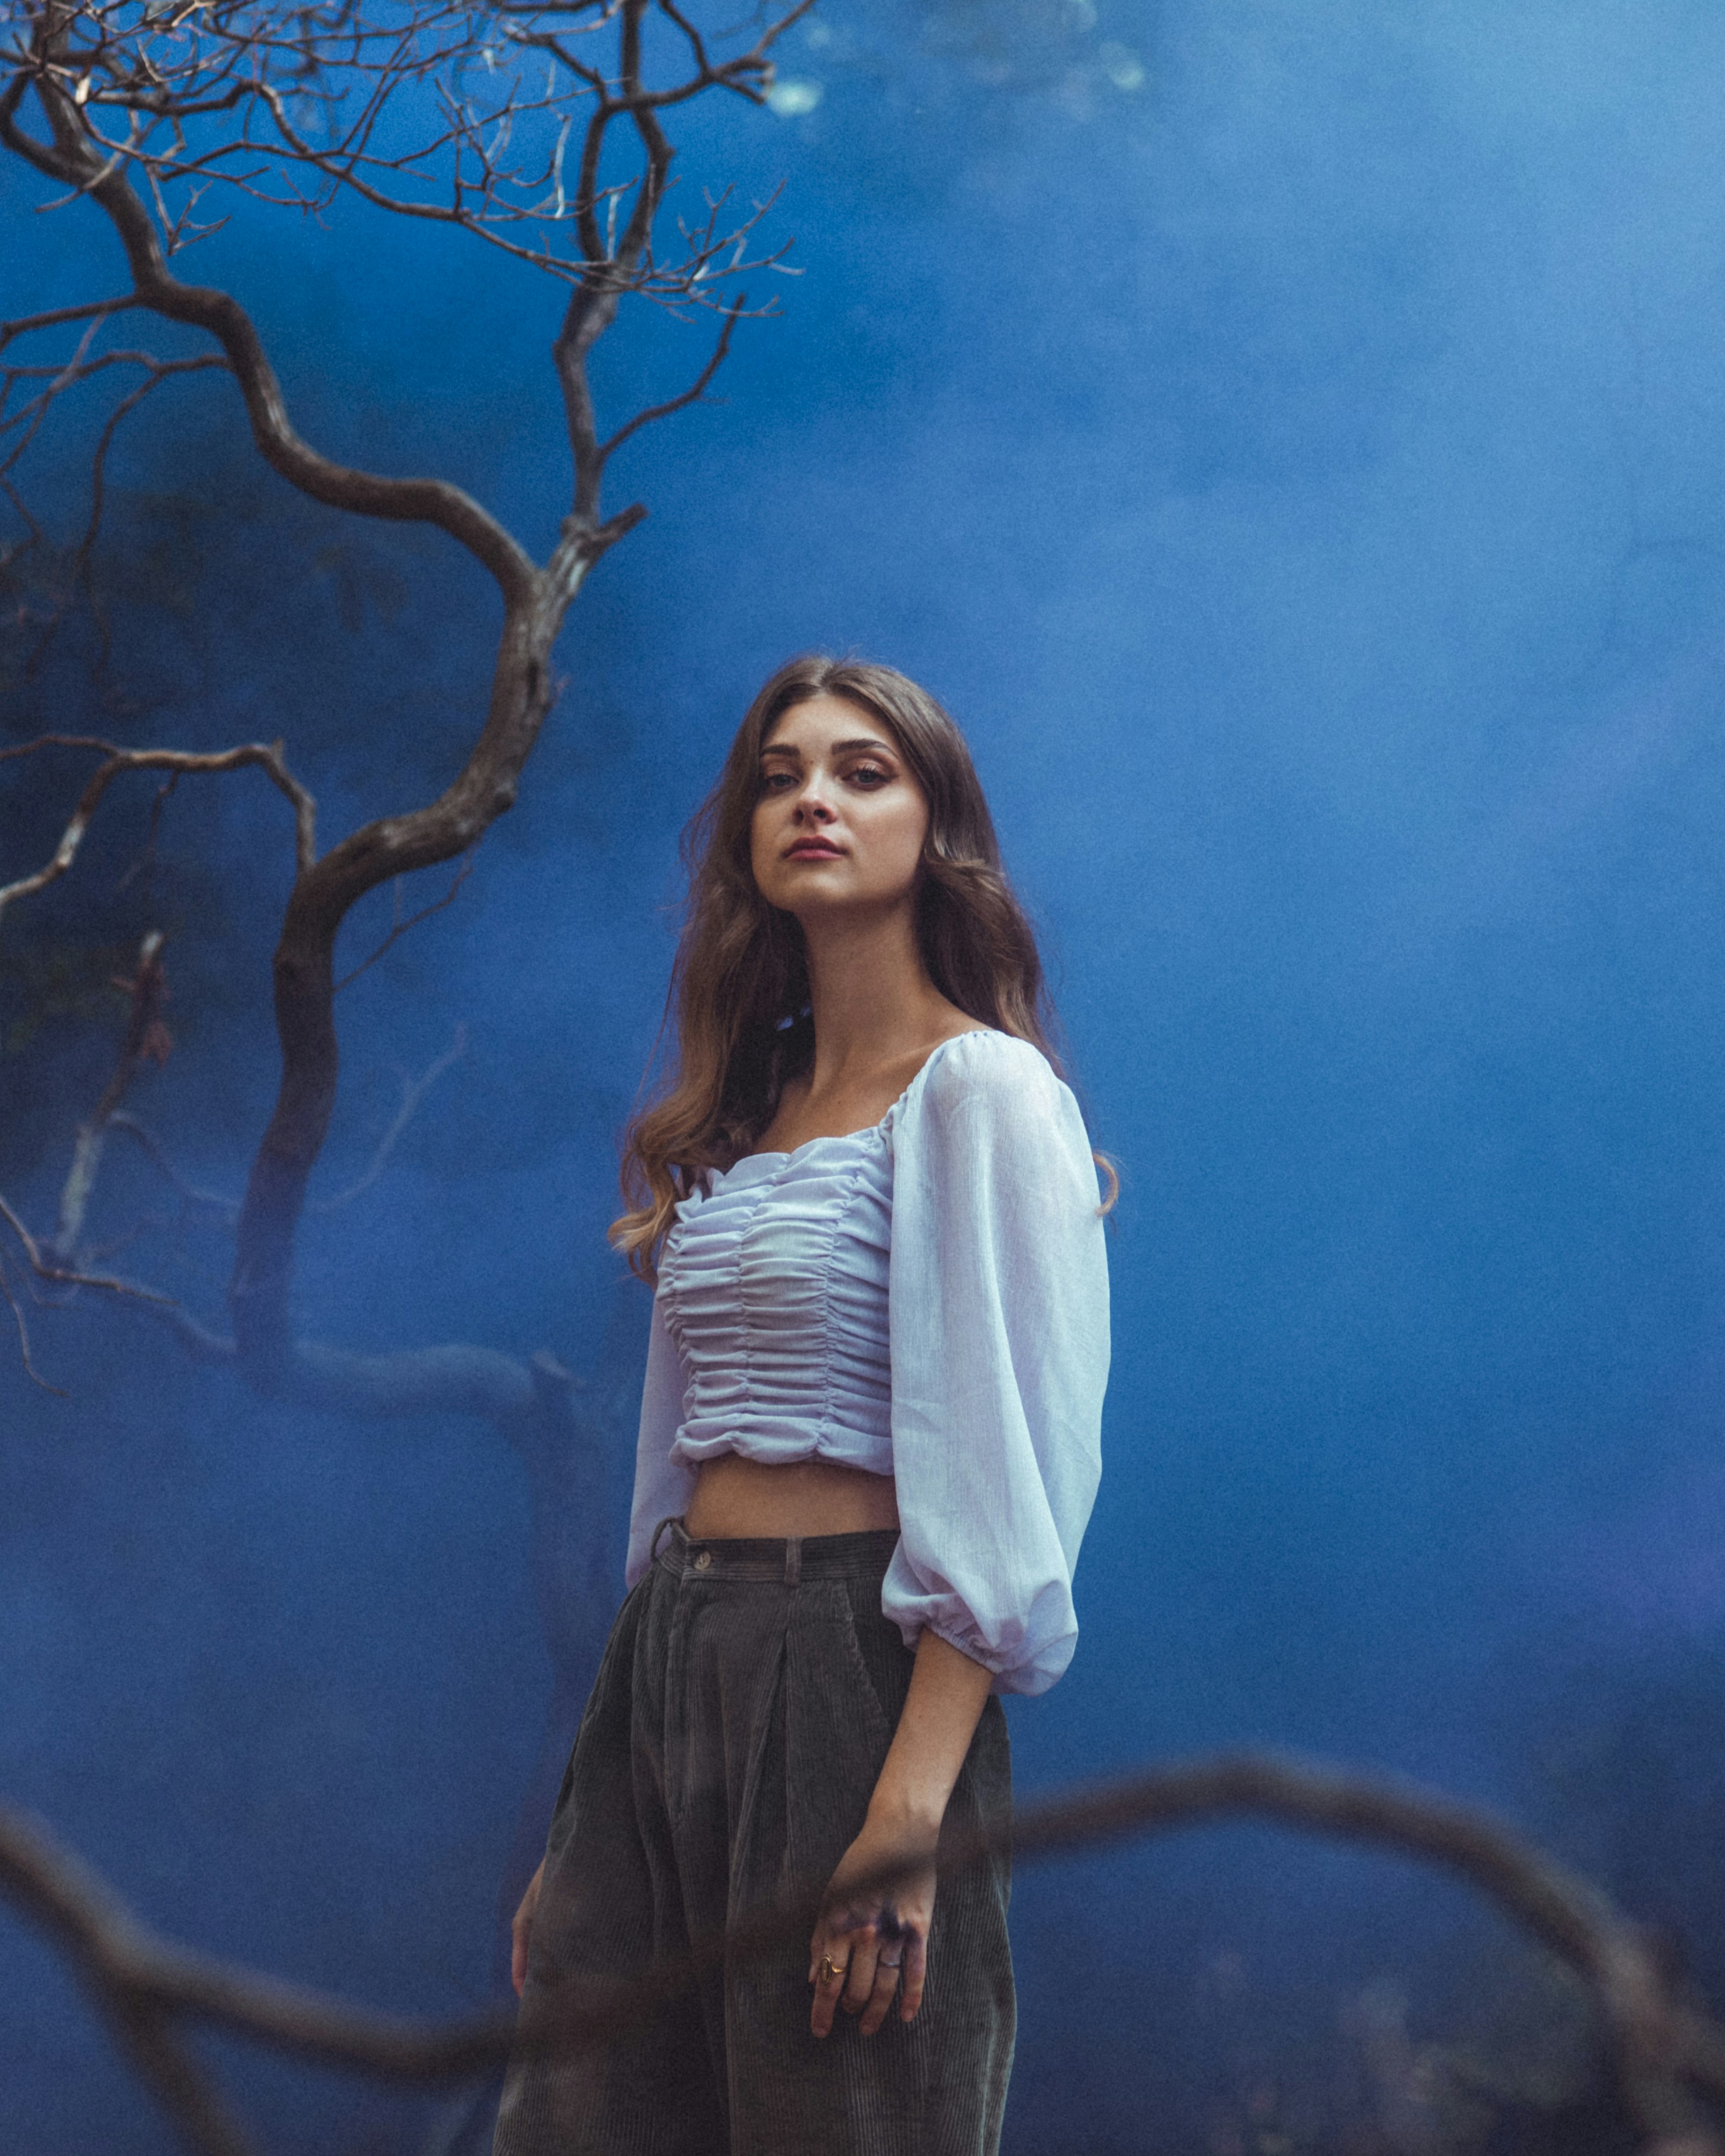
[692, 1548, 712, 1571]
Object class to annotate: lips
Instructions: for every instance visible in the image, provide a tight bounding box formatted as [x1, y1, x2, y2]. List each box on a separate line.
[785, 841, 843, 860]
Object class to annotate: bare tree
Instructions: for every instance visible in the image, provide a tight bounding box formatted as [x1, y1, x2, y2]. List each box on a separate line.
[0, 0, 814, 1926]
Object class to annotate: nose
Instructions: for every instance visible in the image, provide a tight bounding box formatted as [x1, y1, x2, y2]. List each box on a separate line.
[791, 773, 835, 823]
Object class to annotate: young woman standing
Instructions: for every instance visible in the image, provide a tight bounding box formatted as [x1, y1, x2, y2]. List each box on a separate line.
[495, 656, 1111, 2156]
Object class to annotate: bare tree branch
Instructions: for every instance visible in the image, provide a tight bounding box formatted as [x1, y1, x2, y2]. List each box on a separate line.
[4, 1753, 1725, 2154]
[2, 347, 230, 672]
[0, 109, 537, 610]
[16, 353, 231, 673]
[49, 928, 171, 1264]
[0, 1190, 176, 1308]
[0, 0, 809, 597]
[108, 1117, 241, 1228]
[596, 290, 741, 465]
[0, 295, 140, 350]
[1, 1, 816, 1383]
[333, 856, 478, 994]
[0, 1252, 63, 1394]
[0, 734, 317, 923]
[310, 1027, 469, 1210]
[2, 349, 227, 472]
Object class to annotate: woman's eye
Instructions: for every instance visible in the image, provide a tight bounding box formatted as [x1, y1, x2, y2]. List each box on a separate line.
[848, 764, 891, 788]
[759, 770, 795, 793]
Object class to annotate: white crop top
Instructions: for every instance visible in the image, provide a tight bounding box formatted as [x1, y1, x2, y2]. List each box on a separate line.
[625, 1028, 1110, 1695]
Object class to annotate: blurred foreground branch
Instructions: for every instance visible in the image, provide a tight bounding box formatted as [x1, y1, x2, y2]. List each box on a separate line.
[4, 1752, 1724, 2156]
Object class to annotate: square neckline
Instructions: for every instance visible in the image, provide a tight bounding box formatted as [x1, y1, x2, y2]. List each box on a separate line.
[731, 1026, 998, 1174]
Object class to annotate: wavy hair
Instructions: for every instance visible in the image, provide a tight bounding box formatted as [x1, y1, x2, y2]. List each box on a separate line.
[612, 654, 1098, 1280]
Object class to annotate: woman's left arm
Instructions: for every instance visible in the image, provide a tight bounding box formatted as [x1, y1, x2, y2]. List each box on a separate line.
[809, 1032, 1111, 2040]
[808, 1628, 994, 2037]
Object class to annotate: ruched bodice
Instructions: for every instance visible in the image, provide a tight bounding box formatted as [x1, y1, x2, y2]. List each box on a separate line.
[625, 1029, 1111, 1696]
[659, 1132, 895, 1468]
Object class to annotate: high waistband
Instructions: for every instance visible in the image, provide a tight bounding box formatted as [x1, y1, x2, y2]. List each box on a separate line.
[651, 1516, 900, 1587]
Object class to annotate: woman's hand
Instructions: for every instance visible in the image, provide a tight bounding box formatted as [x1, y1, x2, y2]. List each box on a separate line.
[807, 1628, 994, 2040]
[809, 1811, 937, 2037]
[511, 1859, 545, 1998]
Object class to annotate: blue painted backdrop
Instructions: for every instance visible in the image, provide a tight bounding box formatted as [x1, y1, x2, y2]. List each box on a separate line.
[7, 1, 1725, 2146]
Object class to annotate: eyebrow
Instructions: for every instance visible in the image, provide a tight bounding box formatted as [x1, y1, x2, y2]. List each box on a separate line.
[759, 736, 897, 760]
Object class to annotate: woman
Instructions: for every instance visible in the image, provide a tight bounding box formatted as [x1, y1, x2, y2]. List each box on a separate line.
[496, 655, 1110, 2156]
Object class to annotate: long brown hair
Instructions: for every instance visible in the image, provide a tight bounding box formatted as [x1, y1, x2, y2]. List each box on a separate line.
[611, 655, 1073, 1280]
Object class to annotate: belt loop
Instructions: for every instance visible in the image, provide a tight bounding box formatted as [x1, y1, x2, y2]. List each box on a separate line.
[650, 1516, 681, 1565]
[784, 1535, 802, 1588]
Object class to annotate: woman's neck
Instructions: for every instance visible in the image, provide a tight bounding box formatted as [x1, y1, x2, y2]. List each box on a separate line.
[799, 904, 962, 1092]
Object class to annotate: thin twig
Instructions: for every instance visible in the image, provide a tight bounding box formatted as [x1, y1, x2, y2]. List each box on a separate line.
[1, 349, 228, 678]
[48, 928, 172, 1264]
[113, 769, 180, 901]
[596, 293, 740, 464]
[0, 1255, 65, 1396]
[108, 1117, 241, 1227]
[45, 354, 230, 677]
[79, 1212, 173, 1269]
[0, 1191, 176, 1308]
[310, 1028, 469, 1212]
[0, 295, 140, 353]
[0, 735, 317, 924]
[332, 852, 477, 993]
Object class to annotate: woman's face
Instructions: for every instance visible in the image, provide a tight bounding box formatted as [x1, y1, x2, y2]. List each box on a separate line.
[749, 695, 930, 923]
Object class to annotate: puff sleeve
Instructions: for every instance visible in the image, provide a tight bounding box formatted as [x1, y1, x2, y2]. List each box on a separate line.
[624, 1289, 698, 1586]
[882, 1030, 1110, 1695]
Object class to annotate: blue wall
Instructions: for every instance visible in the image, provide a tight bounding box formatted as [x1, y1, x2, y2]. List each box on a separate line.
[8, 1, 1725, 2146]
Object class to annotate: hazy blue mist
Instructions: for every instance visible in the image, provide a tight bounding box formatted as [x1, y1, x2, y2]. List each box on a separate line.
[8, 0, 1725, 2146]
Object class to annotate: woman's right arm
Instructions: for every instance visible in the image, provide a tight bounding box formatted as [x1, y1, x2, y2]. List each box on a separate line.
[623, 1287, 697, 1585]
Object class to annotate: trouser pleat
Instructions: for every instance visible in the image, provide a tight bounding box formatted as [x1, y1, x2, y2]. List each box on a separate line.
[493, 1528, 1013, 2156]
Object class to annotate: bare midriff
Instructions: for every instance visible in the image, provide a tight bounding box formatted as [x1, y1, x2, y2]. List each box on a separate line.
[683, 1453, 901, 1540]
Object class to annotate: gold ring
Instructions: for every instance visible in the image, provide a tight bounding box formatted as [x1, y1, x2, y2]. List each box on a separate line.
[818, 1953, 846, 1986]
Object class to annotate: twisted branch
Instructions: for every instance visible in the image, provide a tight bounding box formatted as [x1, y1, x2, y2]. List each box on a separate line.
[4, 1753, 1724, 2154]
[0, 3, 817, 1382]
[0, 733, 316, 924]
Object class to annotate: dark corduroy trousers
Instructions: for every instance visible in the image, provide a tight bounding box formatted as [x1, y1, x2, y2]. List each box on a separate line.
[493, 1522, 1015, 2156]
